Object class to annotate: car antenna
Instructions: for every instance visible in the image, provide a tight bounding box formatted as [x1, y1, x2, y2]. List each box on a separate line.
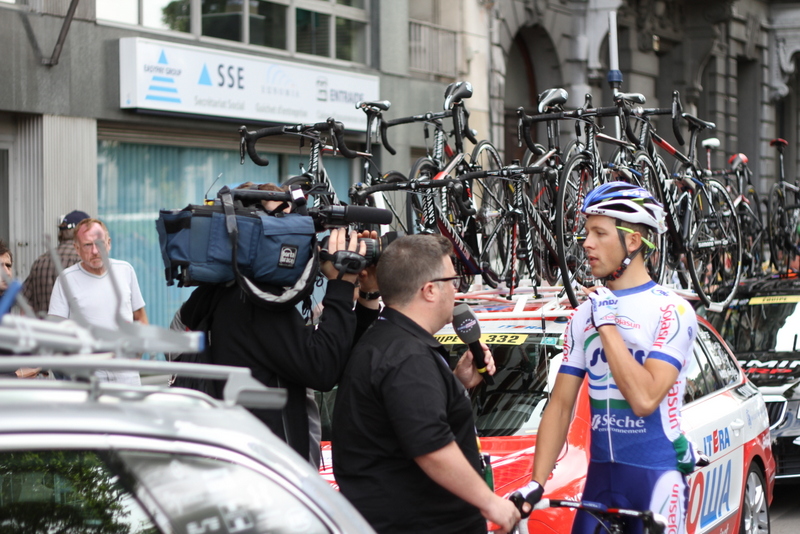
[204, 173, 223, 205]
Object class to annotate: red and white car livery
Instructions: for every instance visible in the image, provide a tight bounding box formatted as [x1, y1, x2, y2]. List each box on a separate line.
[436, 289, 775, 534]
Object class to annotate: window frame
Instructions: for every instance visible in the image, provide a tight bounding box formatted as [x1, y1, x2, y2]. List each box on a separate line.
[94, 0, 370, 65]
[696, 322, 741, 390]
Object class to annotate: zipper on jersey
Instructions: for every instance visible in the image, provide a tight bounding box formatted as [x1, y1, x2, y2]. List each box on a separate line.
[606, 398, 614, 462]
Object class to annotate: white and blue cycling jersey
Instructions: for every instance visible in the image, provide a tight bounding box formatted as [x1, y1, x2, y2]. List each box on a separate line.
[560, 280, 698, 471]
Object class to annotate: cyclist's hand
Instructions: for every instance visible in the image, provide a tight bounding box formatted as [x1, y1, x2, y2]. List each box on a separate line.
[509, 480, 543, 519]
[587, 286, 618, 329]
[481, 494, 521, 534]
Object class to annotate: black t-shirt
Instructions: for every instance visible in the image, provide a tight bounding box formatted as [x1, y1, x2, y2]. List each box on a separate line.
[181, 279, 377, 460]
[332, 308, 485, 534]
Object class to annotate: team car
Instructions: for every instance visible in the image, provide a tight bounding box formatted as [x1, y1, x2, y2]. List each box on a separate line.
[706, 274, 800, 482]
[318, 286, 774, 534]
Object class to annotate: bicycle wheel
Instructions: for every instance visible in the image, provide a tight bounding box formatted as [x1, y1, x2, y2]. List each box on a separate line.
[767, 182, 789, 272]
[556, 153, 596, 308]
[685, 179, 742, 309]
[632, 151, 667, 284]
[470, 141, 510, 287]
[664, 163, 697, 291]
[407, 157, 439, 234]
[365, 171, 407, 233]
[526, 169, 559, 285]
[738, 180, 765, 277]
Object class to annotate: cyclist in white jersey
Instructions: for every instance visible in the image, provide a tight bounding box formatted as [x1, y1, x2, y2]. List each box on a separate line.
[511, 182, 698, 534]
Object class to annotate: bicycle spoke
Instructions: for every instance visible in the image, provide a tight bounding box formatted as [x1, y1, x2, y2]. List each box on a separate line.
[686, 179, 741, 308]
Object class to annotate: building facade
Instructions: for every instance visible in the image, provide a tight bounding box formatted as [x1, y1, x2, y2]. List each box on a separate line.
[0, 0, 798, 326]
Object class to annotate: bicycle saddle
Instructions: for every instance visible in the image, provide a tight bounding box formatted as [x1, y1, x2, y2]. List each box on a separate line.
[537, 88, 568, 113]
[728, 152, 748, 168]
[443, 81, 473, 110]
[357, 100, 391, 111]
[702, 138, 720, 149]
[682, 113, 715, 130]
[770, 138, 788, 147]
[614, 92, 646, 105]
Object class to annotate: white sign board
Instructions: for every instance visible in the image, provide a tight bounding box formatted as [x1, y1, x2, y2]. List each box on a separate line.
[119, 37, 380, 131]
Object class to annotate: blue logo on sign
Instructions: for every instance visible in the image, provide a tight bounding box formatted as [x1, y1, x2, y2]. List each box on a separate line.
[145, 50, 181, 103]
[198, 64, 213, 86]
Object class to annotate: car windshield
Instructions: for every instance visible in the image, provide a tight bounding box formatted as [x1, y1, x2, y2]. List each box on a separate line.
[710, 295, 800, 353]
[439, 333, 563, 437]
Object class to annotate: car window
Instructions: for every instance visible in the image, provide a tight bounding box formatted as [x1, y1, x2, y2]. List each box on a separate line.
[0, 450, 158, 533]
[440, 334, 562, 437]
[118, 451, 332, 534]
[697, 325, 740, 388]
[684, 345, 713, 404]
[709, 296, 800, 353]
[0, 449, 333, 534]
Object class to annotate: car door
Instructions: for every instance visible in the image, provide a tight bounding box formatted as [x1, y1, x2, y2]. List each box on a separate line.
[681, 322, 769, 534]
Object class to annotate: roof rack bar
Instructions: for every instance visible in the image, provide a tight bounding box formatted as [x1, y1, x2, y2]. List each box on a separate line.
[0, 357, 285, 410]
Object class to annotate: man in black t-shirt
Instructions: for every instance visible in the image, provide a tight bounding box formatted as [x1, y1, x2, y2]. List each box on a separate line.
[332, 235, 520, 534]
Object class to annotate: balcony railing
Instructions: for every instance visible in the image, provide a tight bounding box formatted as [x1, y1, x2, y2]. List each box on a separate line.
[409, 20, 457, 78]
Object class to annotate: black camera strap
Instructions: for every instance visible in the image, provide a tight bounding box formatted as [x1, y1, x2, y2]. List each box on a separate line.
[319, 249, 369, 279]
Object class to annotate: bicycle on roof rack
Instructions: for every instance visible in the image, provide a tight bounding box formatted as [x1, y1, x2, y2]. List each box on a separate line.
[767, 137, 800, 275]
[700, 139, 766, 278]
[238, 117, 359, 208]
[620, 90, 742, 310]
[517, 92, 644, 307]
[351, 160, 546, 294]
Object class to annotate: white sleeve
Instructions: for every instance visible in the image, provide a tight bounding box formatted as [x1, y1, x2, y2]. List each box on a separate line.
[128, 266, 145, 311]
[48, 275, 69, 318]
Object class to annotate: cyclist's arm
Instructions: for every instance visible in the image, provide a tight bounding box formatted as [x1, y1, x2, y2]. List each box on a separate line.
[596, 325, 679, 417]
[531, 372, 583, 487]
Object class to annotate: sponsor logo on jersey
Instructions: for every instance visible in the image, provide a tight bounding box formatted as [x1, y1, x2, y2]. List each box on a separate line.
[653, 304, 676, 349]
[667, 384, 681, 430]
[615, 315, 641, 329]
[667, 483, 682, 534]
[591, 413, 646, 432]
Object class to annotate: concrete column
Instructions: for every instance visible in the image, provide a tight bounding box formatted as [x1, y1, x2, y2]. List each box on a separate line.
[10, 114, 96, 276]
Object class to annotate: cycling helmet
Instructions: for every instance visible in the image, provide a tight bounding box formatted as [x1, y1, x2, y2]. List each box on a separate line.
[582, 182, 666, 281]
[582, 182, 667, 234]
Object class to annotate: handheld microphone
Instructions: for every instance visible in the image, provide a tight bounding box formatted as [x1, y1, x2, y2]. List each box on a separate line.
[452, 304, 494, 385]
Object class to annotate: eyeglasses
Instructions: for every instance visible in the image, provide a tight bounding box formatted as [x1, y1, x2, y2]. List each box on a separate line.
[427, 276, 462, 290]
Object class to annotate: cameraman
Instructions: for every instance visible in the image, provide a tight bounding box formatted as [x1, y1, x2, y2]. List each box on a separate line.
[177, 183, 380, 465]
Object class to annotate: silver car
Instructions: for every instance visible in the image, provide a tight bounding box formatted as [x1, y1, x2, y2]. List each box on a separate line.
[0, 356, 375, 534]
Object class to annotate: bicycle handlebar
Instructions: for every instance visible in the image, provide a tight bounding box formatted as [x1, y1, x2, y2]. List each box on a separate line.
[516, 105, 621, 153]
[239, 118, 358, 167]
[531, 499, 667, 534]
[672, 91, 684, 146]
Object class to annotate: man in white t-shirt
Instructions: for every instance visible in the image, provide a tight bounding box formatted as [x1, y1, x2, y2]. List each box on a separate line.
[49, 218, 148, 385]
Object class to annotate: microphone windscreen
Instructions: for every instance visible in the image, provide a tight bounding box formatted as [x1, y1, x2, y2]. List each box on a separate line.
[343, 205, 393, 225]
[452, 304, 481, 344]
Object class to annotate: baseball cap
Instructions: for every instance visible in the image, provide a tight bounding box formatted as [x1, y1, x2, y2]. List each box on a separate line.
[59, 210, 90, 229]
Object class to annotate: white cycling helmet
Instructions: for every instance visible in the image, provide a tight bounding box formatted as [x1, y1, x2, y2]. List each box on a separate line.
[582, 181, 667, 235]
[582, 181, 666, 281]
